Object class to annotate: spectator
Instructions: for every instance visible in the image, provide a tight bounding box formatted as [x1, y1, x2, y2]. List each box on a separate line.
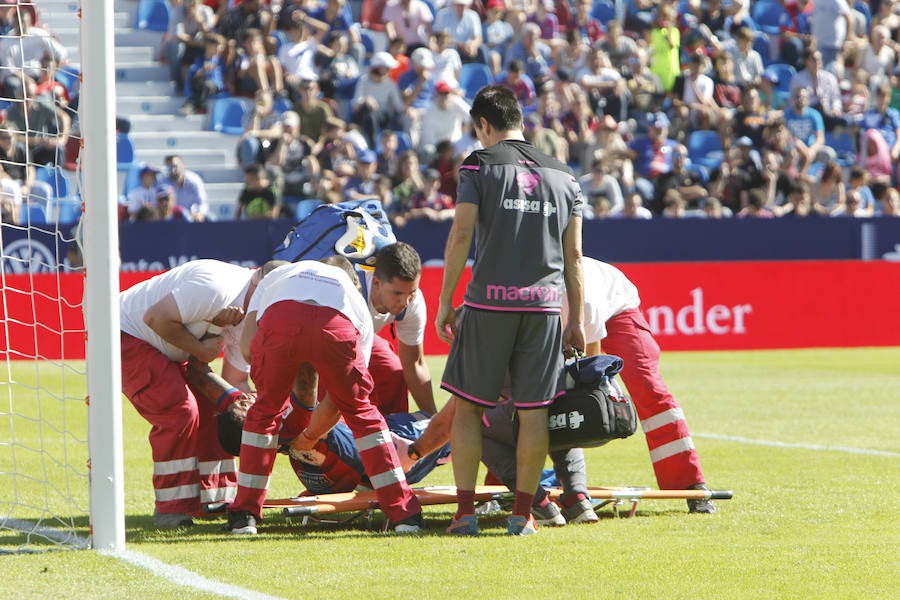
[268, 110, 319, 201]
[710, 52, 743, 140]
[390, 149, 425, 207]
[503, 22, 553, 87]
[610, 192, 653, 219]
[235, 163, 279, 219]
[405, 168, 455, 222]
[230, 28, 284, 99]
[567, 0, 604, 47]
[279, 17, 329, 100]
[350, 52, 406, 149]
[810, 159, 847, 215]
[702, 196, 731, 218]
[780, 180, 817, 218]
[216, 0, 272, 47]
[845, 165, 876, 216]
[430, 30, 463, 89]
[789, 47, 845, 131]
[0, 170, 21, 223]
[154, 184, 192, 221]
[399, 47, 438, 132]
[159, 154, 210, 221]
[419, 81, 472, 155]
[782, 87, 828, 175]
[861, 25, 898, 88]
[316, 30, 361, 101]
[733, 86, 772, 148]
[376, 129, 401, 176]
[652, 144, 708, 214]
[126, 166, 161, 220]
[179, 33, 228, 116]
[861, 82, 900, 166]
[559, 90, 598, 173]
[578, 151, 625, 215]
[0, 4, 68, 99]
[482, 0, 515, 75]
[387, 37, 411, 82]
[383, 0, 435, 51]
[166, 0, 216, 95]
[293, 77, 334, 144]
[0, 124, 51, 202]
[646, 1, 681, 93]
[598, 20, 641, 72]
[829, 188, 866, 217]
[433, 0, 485, 65]
[670, 51, 717, 137]
[523, 111, 567, 163]
[737, 187, 776, 218]
[343, 149, 380, 200]
[306, 0, 365, 66]
[495, 59, 536, 113]
[715, 137, 765, 212]
[237, 90, 282, 167]
[5, 78, 71, 167]
[629, 111, 678, 203]
[577, 47, 629, 123]
[857, 126, 895, 183]
[729, 26, 764, 89]
[810, 0, 859, 70]
[589, 116, 635, 195]
[428, 139, 460, 199]
[625, 51, 666, 117]
[876, 186, 900, 216]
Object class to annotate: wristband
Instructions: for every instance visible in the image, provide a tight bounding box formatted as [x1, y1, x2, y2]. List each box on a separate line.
[216, 387, 240, 411]
[407, 443, 422, 461]
[290, 391, 315, 411]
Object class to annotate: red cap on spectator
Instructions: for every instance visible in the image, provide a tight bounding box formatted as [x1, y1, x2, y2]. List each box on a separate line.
[436, 81, 454, 94]
[485, 0, 506, 9]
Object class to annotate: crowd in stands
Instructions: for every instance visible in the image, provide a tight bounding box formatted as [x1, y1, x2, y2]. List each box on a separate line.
[4, 1, 900, 225]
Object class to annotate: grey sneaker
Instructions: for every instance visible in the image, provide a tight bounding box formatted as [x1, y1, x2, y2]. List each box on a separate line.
[225, 510, 258, 534]
[153, 510, 194, 528]
[687, 484, 717, 514]
[562, 498, 599, 524]
[531, 501, 566, 526]
[394, 512, 425, 533]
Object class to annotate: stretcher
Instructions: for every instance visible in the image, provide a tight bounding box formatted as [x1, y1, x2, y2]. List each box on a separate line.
[261, 485, 734, 525]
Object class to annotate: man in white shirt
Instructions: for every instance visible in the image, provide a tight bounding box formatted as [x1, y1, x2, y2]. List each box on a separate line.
[419, 80, 472, 153]
[119, 259, 285, 527]
[226, 257, 424, 534]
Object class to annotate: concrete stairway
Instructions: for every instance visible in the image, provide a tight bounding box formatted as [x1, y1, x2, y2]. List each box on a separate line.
[41, 0, 245, 220]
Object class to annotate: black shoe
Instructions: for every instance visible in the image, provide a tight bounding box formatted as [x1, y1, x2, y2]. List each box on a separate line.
[225, 510, 258, 534]
[687, 484, 717, 514]
[393, 512, 425, 533]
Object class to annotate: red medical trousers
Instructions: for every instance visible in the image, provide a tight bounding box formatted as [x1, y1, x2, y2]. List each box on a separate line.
[601, 309, 706, 490]
[120, 333, 236, 516]
[231, 301, 421, 522]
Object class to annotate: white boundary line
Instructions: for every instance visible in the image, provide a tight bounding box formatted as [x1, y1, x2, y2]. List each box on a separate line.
[695, 433, 900, 457]
[101, 548, 286, 600]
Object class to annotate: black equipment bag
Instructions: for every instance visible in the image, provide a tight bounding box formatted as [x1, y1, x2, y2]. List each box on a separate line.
[548, 355, 637, 451]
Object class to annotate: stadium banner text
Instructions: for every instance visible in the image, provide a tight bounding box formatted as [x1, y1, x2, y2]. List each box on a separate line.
[2, 261, 898, 359]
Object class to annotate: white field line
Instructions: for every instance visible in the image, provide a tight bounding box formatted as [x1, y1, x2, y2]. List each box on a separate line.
[694, 433, 900, 457]
[100, 548, 287, 600]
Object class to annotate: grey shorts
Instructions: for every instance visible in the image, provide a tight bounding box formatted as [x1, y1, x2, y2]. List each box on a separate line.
[440, 307, 564, 409]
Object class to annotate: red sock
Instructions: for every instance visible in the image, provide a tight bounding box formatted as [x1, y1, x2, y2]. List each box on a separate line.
[561, 492, 587, 509]
[513, 490, 534, 517]
[456, 489, 476, 518]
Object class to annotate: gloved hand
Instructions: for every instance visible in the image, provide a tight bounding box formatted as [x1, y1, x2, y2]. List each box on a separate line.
[391, 432, 419, 472]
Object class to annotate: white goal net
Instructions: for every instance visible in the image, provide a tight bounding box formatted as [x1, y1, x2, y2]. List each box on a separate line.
[0, 0, 121, 552]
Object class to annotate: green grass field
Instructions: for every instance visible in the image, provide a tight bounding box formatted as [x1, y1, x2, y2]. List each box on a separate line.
[3, 348, 899, 599]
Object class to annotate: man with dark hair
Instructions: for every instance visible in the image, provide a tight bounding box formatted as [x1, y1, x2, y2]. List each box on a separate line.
[226, 257, 424, 534]
[360, 242, 437, 416]
[435, 85, 585, 535]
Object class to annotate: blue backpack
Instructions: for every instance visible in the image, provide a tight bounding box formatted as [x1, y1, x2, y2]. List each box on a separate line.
[271, 198, 396, 267]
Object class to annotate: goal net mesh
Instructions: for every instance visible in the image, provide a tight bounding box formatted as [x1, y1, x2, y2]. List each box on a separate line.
[0, 0, 89, 552]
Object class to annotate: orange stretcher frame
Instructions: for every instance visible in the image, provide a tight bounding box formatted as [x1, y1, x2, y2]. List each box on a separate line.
[262, 485, 733, 521]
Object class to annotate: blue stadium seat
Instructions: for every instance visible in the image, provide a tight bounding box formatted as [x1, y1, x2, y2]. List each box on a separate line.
[271, 29, 289, 53]
[35, 165, 71, 200]
[360, 29, 376, 58]
[55, 65, 81, 97]
[135, 0, 170, 32]
[591, 1, 616, 26]
[24, 203, 48, 225]
[825, 132, 856, 168]
[116, 133, 136, 170]
[753, 31, 771, 67]
[50, 198, 83, 224]
[763, 63, 796, 103]
[393, 130, 413, 154]
[208, 97, 252, 136]
[751, 0, 790, 37]
[687, 130, 724, 171]
[459, 63, 494, 101]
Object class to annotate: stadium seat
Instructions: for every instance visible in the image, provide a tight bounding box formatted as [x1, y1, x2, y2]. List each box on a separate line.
[24, 203, 48, 225]
[271, 30, 289, 53]
[751, 0, 790, 37]
[460, 63, 494, 102]
[687, 130, 725, 171]
[854, 1, 872, 29]
[591, 1, 616, 26]
[825, 132, 856, 168]
[753, 31, 771, 67]
[134, 0, 170, 32]
[35, 165, 71, 200]
[763, 63, 796, 103]
[359, 29, 376, 58]
[209, 97, 252, 136]
[684, 162, 710, 185]
[116, 133, 136, 170]
[50, 198, 83, 224]
[393, 130, 412, 154]
[55, 65, 81, 97]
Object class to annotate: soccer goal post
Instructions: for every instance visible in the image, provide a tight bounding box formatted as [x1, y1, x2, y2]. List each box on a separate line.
[0, 0, 123, 552]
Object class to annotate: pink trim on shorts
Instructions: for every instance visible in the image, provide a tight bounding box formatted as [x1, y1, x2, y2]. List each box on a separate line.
[459, 165, 480, 171]
[463, 301, 560, 313]
[440, 383, 496, 408]
[513, 388, 565, 409]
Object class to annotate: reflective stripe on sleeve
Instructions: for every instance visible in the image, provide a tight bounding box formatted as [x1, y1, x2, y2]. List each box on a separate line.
[241, 430, 278, 450]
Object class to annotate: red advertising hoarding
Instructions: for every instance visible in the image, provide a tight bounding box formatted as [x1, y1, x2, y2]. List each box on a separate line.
[2, 261, 899, 360]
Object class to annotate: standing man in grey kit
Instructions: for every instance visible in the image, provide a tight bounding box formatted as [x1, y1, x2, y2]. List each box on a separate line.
[435, 85, 586, 536]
